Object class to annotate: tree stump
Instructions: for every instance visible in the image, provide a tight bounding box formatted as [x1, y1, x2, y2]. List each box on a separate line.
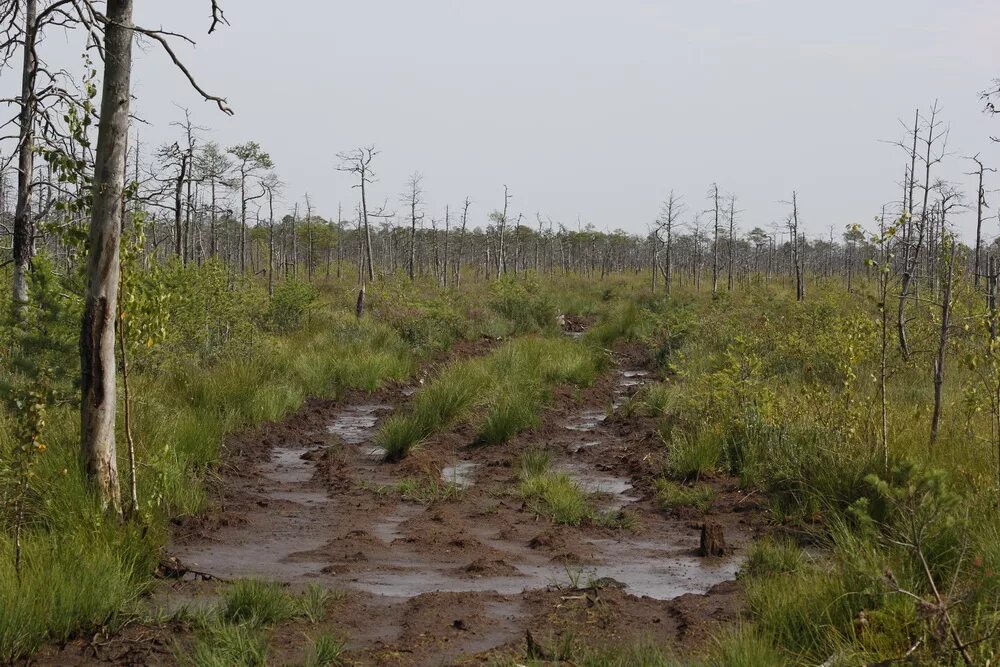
[699, 522, 726, 557]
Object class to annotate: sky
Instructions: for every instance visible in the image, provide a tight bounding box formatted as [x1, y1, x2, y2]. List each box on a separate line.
[20, 0, 1000, 240]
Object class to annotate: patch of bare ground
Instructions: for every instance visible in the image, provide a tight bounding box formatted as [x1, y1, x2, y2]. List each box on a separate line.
[34, 336, 767, 666]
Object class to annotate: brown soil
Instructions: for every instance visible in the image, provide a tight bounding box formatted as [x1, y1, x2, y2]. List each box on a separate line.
[34, 336, 767, 666]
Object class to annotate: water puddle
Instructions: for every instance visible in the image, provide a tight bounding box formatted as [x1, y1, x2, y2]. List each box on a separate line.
[264, 447, 315, 485]
[342, 539, 738, 601]
[372, 506, 422, 544]
[619, 370, 651, 388]
[442, 461, 479, 489]
[556, 462, 639, 510]
[568, 441, 600, 455]
[328, 403, 393, 445]
[565, 410, 607, 431]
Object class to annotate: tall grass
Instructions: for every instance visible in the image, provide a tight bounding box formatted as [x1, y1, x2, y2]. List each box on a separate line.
[518, 449, 592, 526]
[631, 281, 1000, 664]
[0, 311, 416, 660]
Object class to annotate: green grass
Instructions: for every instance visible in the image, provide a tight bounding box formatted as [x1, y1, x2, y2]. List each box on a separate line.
[0, 309, 421, 661]
[219, 580, 296, 626]
[182, 622, 270, 667]
[305, 633, 346, 667]
[655, 479, 715, 512]
[378, 336, 605, 461]
[518, 449, 592, 526]
[663, 427, 721, 481]
[392, 476, 463, 504]
[178, 581, 343, 666]
[739, 537, 805, 579]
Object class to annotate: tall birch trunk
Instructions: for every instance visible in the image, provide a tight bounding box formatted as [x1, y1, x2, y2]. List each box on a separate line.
[81, 0, 133, 514]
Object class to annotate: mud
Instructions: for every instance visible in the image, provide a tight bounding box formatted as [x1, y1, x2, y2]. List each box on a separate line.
[39, 337, 766, 666]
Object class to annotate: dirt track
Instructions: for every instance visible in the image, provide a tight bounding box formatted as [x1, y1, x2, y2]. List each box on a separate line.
[38, 336, 766, 666]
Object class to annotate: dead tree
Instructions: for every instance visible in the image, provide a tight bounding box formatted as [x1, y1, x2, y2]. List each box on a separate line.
[337, 146, 378, 282]
[454, 197, 470, 287]
[727, 195, 738, 291]
[899, 102, 947, 359]
[930, 183, 963, 445]
[657, 191, 683, 295]
[261, 173, 281, 296]
[403, 171, 423, 280]
[965, 154, 994, 287]
[709, 183, 721, 297]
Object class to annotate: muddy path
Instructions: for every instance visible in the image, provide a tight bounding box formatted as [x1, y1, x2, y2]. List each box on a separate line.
[40, 335, 766, 665]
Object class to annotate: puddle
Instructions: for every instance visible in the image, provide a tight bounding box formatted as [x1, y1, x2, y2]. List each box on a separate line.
[556, 462, 639, 510]
[328, 403, 392, 445]
[264, 447, 315, 485]
[176, 518, 329, 581]
[372, 506, 422, 544]
[270, 490, 329, 505]
[617, 369, 652, 390]
[342, 538, 739, 601]
[568, 441, 600, 454]
[442, 461, 479, 489]
[563, 330, 584, 340]
[565, 410, 607, 431]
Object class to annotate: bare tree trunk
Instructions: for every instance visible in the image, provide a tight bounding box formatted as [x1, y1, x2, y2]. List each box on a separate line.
[174, 152, 188, 260]
[990, 254, 998, 343]
[12, 0, 37, 312]
[455, 197, 469, 288]
[82, 0, 132, 515]
[711, 184, 720, 297]
[267, 187, 275, 296]
[930, 236, 956, 445]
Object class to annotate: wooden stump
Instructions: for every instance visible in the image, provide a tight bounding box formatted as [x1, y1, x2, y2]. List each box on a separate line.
[699, 522, 726, 557]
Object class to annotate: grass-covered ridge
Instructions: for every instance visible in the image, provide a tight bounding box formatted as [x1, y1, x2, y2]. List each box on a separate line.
[378, 335, 606, 461]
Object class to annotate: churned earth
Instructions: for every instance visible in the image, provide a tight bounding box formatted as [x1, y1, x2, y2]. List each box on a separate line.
[36, 334, 766, 666]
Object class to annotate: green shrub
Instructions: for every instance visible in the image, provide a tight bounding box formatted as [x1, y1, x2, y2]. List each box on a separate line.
[266, 280, 320, 332]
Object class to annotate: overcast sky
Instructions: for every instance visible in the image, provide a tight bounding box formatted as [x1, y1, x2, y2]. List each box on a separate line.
[29, 0, 1000, 240]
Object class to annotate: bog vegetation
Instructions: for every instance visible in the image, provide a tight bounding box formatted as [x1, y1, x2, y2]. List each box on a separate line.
[1, 1, 1000, 664]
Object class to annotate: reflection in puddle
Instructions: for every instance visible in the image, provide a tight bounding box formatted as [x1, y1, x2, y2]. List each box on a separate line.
[372, 506, 421, 544]
[556, 462, 639, 510]
[344, 538, 739, 601]
[442, 461, 479, 489]
[264, 447, 315, 485]
[328, 404, 392, 445]
[565, 410, 607, 431]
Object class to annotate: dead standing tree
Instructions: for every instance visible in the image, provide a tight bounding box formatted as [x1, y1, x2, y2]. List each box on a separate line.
[656, 191, 683, 295]
[708, 183, 721, 297]
[1, 0, 102, 313]
[898, 102, 947, 359]
[337, 146, 378, 283]
[402, 170, 423, 281]
[964, 154, 994, 287]
[930, 182, 964, 446]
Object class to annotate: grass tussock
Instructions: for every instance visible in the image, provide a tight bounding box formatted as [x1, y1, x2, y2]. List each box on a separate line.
[518, 449, 592, 526]
[655, 479, 715, 513]
[177, 580, 340, 665]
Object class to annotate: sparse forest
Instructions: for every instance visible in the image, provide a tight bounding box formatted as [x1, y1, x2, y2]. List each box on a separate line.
[1, 2, 1000, 665]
